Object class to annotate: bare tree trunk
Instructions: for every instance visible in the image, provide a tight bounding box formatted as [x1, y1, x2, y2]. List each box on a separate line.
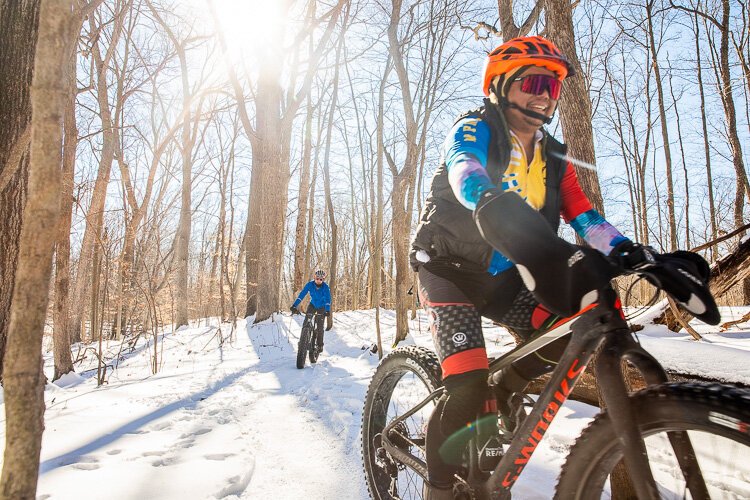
[497, 0, 543, 39]
[667, 60, 690, 249]
[244, 168, 261, 317]
[680, 0, 750, 232]
[0, 0, 40, 381]
[693, 11, 718, 260]
[322, 10, 348, 303]
[52, 42, 76, 380]
[1, 1, 72, 496]
[714, 1, 750, 231]
[374, 58, 388, 358]
[172, 64, 193, 328]
[90, 229, 102, 346]
[646, 0, 677, 250]
[293, 36, 315, 294]
[304, 159, 318, 282]
[387, 0, 420, 344]
[252, 84, 288, 321]
[547, 0, 604, 214]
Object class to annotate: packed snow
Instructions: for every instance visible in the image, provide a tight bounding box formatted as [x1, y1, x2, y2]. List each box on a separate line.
[2, 307, 750, 499]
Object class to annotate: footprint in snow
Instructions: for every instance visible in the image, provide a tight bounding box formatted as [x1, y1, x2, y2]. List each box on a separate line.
[71, 461, 100, 471]
[142, 450, 166, 457]
[176, 437, 196, 448]
[151, 456, 179, 467]
[150, 421, 171, 431]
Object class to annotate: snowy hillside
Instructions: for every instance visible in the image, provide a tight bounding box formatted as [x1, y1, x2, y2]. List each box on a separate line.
[3, 308, 750, 499]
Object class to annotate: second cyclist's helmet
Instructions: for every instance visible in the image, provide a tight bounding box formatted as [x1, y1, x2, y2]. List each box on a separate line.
[314, 269, 327, 280]
[482, 36, 574, 96]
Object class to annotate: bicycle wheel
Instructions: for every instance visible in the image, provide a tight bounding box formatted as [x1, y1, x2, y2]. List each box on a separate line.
[556, 382, 750, 499]
[309, 329, 320, 364]
[296, 326, 311, 369]
[362, 346, 442, 500]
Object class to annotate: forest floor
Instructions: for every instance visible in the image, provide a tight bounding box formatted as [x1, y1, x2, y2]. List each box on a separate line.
[3, 306, 749, 499]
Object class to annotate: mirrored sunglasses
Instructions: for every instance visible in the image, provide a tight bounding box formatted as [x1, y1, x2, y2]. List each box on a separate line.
[513, 74, 562, 100]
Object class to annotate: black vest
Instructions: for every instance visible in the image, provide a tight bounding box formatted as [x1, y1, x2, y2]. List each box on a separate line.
[410, 100, 568, 271]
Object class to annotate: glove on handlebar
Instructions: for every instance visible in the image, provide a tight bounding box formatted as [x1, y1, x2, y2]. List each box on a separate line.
[474, 190, 618, 317]
[614, 242, 719, 325]
[290, 306, 300, 315]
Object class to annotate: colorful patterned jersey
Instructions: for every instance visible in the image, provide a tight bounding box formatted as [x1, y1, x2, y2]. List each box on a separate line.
[443, 115, 628, 275]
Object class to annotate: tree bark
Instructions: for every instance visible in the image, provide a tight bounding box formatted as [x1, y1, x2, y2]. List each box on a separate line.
[1, 1, 72, 496]
[387, 0, 422, 343]
[546, 0, 604, 214]
[52, 11, 81, 380]
[322, 7, 348, 306]
[293, 93, 314, 294]
[645, 0, 677, 250]
[292, 16, 316, 295]
[693, 12, 717, 260]
[0, 0, 40, 382]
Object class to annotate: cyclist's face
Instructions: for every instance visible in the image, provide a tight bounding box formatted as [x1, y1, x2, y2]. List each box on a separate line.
[504, 67, 559, 133]
[314, 277, 324, 283]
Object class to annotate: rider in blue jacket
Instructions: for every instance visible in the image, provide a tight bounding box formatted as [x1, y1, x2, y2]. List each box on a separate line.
[291, 269, 332, 352]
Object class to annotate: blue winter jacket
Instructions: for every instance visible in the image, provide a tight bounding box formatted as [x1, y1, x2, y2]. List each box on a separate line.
[293, 281, 331, 312]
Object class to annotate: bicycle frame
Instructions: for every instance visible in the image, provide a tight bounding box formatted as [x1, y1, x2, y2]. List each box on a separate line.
[302, 310, 324, 331]
[380, 288, 709, 500]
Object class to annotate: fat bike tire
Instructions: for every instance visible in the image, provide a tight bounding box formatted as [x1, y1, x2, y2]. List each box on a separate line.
[296, 327, 311, 369]
[361, 346, 442, 500]
[555, 382, 750, 500]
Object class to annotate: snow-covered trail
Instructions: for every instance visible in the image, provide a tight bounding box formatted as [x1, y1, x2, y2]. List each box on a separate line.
[30, 316, 379, 499]
[3, 308, 748, 499]
[237, 314, 374, 499]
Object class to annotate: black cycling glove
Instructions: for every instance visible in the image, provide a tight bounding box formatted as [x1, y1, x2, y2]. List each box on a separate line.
[614, 242, 720, 325]
[474, 190, 618, 317]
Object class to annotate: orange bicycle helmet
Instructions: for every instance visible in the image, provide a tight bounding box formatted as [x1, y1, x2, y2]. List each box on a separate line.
[482, 36, 574, 96]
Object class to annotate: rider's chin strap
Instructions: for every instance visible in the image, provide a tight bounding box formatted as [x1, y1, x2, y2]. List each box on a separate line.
[499, 96, 555, 125]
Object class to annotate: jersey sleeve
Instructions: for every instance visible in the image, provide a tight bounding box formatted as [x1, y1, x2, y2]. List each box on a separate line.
[444, 116, 496, 210]
[324, 285, 331, 312]
[560, 162, 629, 254]
[293, 282, 311, 307]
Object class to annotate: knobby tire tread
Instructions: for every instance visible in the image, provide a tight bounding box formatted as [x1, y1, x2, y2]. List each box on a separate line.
[296, 326, 311, 369]
[362, 346, 443, 500]
[555, 382, 750, 500]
